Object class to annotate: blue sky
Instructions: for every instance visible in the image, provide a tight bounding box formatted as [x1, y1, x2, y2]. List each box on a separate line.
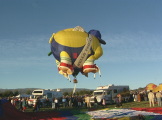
[0, 0, 162, 90]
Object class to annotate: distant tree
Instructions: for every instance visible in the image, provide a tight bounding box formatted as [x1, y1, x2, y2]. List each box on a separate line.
[75, 91, 79, 95]
[25, 90, 32, 95]
[13, 90, 19, 96]
[138, 87, 145, 92]
[76, 90, 93, 95]
[3, 90, 13, 97]
[78, 90, 84, 95]
[62, 89, 93, 96]
[63, 92, 69, 96]
[0, 92, 2, 98]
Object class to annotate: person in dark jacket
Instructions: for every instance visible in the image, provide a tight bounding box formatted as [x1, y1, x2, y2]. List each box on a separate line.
[94, 96, 98, 108]
[18, 97, 23, 111]
[33, 97, 40, 112]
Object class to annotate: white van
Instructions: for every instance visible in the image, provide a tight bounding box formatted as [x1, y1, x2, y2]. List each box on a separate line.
[90, 84, 129, 104]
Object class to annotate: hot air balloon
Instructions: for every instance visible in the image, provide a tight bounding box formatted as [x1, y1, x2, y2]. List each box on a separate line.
[145, 83, 157, 91]
[48, 26, 106, 81]
[153, 84, 162, 92]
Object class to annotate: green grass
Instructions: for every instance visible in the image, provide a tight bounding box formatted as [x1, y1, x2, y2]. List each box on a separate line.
[24, 101, 158, 112]
[107, 101, 151, 108]
[121, 101, 150, 108]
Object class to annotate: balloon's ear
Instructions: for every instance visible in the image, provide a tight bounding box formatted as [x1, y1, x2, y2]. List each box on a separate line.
[49, 33, 55, 43]
[73, 26, 84, 32]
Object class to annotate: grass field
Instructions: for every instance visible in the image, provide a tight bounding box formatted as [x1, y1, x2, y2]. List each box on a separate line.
[14, 101, 161, 120]
[24, 101, 158, 112]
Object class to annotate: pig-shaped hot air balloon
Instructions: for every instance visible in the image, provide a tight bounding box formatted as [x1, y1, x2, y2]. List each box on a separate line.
[48, 26, 106, 80]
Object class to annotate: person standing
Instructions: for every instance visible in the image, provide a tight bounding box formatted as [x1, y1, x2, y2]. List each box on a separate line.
[18, 97, 23, 111]
[115, 96, 120, 108]
[69, 96, 73, 107]
[22, 98, 27, 112]
[137, 93, 141, 102]
[156, 91, 161, 106]
[86, 95, 91, 108]
[54, 98, 59, 110]
[102, 98, 106, 108]
[94, 96, 98, 108]
[62, 96, 67, 108]
[117, 94, 122, 108]
[148, 90, 155, 107]
[77, 96, 82, 108]
[33, 97, 40, 112]
[144, 92, 148, 101]
[133, 93, 138, 102]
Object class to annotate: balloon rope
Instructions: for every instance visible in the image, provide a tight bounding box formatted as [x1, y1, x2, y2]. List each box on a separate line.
[94, 73, 96, 79]
[73, 84, 77, 95]
[99, 68, 101, 77]
[67, 75, 71, 82]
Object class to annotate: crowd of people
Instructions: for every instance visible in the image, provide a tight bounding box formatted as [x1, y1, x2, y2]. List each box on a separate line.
[131, 90, 162, 107]
[8, 94, 122, 112]
[6, 90, 162, 113]
[10, 97, 29, 112]
[52, 95, 95, 110]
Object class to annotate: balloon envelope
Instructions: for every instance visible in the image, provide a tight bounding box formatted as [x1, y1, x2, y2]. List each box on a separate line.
[153, 84, 162, 92]
[145, 83, 157, 91]
[49, 26, 105, 78]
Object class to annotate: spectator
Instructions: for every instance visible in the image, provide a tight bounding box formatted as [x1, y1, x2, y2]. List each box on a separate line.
[33, 97, 40, 112]
[62, 96, 67, 108]
[73, 96, 78, 108]
[65, 96, 69, 107]
[18, 97, 23, 111]
[22, 98, 27, 112]
[144, 92, 148, 101]
[137, 93, 141, 102]
[133, 93, 138, 102]
[102, 98, 106, 108]
[77, 96, 82, 108]
[11, 98, 14, 106]
[117, 94, 122, 108]
[82, 96, 86, 108]
[115, 96, 119, 108]
[68, 96, 73, 107]
[86, 95, 91, 108]
[46, 98, 50, 107]
[54, 98, 59, 110]
[94, 96, 98, 108]
[156, 91, 161, 106]
[129, 93, 134, 102]
[148, 90, 155, 107]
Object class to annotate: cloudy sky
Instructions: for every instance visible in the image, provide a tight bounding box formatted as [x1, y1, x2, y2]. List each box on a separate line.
[0, 0, 162, 90]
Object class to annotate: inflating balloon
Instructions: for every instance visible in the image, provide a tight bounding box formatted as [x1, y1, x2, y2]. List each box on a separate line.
[48, 26, 106, 81]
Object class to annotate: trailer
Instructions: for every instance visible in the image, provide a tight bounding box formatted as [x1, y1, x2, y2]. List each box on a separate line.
[28, 89, 63, 107]
[90, 84, 129, 104]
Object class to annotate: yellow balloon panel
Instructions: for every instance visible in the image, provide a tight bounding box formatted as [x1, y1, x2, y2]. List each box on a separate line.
[54, 30, 87, 47]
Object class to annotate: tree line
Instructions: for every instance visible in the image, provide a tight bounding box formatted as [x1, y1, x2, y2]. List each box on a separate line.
[0, 89, 93, 98]
[0, 89, 32, 98]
